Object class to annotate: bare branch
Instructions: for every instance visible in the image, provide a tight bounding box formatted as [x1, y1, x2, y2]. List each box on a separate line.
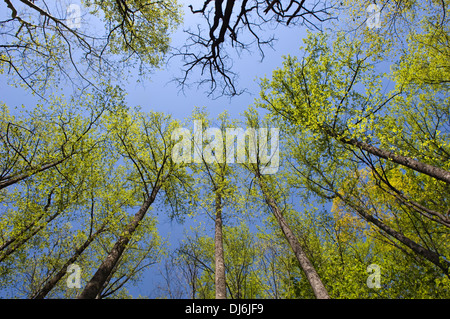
[174, 0, 334, 97]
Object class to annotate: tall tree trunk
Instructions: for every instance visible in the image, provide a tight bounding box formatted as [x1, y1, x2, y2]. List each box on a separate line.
[0, 190, 60, 263]
[326, 128, 450, 184]
[77, 185, 160, 299]
[214, 191, 227, 299]
[0, 158, 67, 190]
[31, 225, 104, 299]
[337, 192, 450, 275]
[256, 174, 330, 299]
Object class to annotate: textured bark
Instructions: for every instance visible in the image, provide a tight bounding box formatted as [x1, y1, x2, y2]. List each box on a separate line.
[77, 186, 160, 299]
[214, 191, 227, 299]
[256, 175, 330, 299]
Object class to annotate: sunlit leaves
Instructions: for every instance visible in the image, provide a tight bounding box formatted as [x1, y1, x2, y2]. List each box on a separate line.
[0, 0, 182, 97]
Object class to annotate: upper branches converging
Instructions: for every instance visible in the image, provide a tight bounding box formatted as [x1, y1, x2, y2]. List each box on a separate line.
[0, 0, 181, 99]
[173, 0, 334, 97]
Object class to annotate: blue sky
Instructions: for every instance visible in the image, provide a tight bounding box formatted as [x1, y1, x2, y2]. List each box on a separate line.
[2, 0, 434, 299]
[126, 2, 308, 120]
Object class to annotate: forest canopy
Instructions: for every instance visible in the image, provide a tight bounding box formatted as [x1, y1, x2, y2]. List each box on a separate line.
[0, 0, 449, 299]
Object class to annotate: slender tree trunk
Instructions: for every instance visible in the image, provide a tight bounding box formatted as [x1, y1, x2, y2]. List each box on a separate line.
[338, 193, 450, 275]
[77, 186, 160, 299]
[32, 225, 104, 299]
[327, 128, 450, 184]
[0, 191, 60, 263]
[0, 158, 67, 190]
[256, 174, 330, 299]
[214, 191, 227, 299]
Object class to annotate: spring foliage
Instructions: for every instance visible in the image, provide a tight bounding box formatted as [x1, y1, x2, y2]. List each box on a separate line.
[1, 0, 449, 298]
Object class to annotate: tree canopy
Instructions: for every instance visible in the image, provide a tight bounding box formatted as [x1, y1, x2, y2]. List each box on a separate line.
[0, 0, 449, 299]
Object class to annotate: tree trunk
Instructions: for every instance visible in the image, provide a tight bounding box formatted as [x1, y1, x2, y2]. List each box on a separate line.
[256, 174, 330, 299]
[77, 186, 160, 299]
[214, 191, 227, 299]
[0, 158, 67, 190]
[338, 193, 450, 275]
[32, 225, 104, 299]
[327, 128, 450, 184]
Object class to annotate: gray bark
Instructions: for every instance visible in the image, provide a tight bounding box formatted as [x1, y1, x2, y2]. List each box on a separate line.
[256, 174, 330, 299]
[214, 192, 227, 299]
[77, 185, 160, 299]
[326, 128, 450, 184]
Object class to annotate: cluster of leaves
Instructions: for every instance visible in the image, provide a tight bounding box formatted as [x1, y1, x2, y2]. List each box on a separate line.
[0, 0, 182, 97]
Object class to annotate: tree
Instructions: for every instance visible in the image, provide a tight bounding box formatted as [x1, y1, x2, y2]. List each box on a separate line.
[172, 225, 216, 299]
[0, 86, 123, 265]
[174, 222, 264, 299]
[78, 108, 193, 299]
[329, 168, 450, 296]
[0, 85, 126, 191]
[239, 109, 330, 299]
[0, 92, 170, 298]
[177, 108, 247, 299]
[30, 224, 106, 299]
[1, 0, 182, 98]
[174, 0, 334, 97]
[256, 24, 450, 280]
